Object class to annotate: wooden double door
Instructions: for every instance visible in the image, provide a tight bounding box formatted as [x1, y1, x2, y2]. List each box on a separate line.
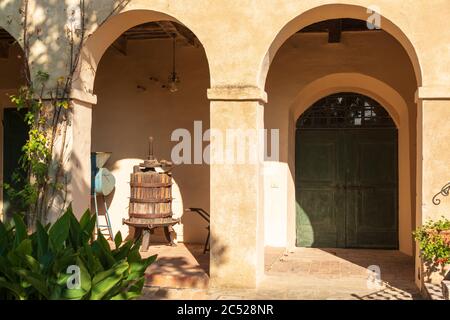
[295, 128, 398, 249]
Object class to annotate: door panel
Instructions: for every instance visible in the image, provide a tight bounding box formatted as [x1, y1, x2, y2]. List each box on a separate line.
[295, 129, 398, 249]
[345, 130, 398, 248]
[295, 130, 345, 247]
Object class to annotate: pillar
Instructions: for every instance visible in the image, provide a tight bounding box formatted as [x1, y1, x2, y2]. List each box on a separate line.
[208, 86, 266, 288]
[67, 89, 95, 218]
[416, 86, 450, 286]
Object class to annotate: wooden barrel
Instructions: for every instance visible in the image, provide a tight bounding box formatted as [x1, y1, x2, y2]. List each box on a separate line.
[128, 169, 173, 224]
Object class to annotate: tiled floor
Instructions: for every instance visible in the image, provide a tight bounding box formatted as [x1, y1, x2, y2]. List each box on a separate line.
[259, 247, 421, 300]
[140, 245, 422, 300]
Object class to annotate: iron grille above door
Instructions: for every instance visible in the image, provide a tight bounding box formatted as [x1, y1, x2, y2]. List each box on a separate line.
[296, 93, 396, 129]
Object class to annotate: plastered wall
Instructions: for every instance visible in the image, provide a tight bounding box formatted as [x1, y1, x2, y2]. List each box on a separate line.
[2, 1, 449, 88]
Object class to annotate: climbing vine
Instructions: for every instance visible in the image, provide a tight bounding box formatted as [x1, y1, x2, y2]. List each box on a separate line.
[4, 0, 129, 230]
[6, 70, 69, 229]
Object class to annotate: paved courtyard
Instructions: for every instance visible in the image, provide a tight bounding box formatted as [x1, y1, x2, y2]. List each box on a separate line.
[140, 245, 422, 300]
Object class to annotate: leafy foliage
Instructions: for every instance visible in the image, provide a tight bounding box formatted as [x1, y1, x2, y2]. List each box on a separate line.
[0, 207, 156, 300]
[414, 217, 450, 266]
[6, 74, 65, 228]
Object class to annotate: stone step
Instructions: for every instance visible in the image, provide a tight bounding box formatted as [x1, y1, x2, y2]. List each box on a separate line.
[145, 272, 209, 289]
[142, 243, 210, 289]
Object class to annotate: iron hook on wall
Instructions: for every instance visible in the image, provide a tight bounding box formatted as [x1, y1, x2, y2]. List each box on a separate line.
[432, 182, 450, 205]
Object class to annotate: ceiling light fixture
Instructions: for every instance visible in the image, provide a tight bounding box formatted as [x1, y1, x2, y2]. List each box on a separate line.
[167, 34, 180, 93]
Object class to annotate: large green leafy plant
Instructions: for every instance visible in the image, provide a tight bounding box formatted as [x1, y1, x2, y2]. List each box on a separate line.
[0, 207, 156, 300]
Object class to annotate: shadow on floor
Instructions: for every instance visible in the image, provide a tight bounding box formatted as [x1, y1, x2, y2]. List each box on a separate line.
[262, 247, 421, 300]
[185, 243, 210, 275]
[320, 248, 419, 297]
[141, 246, 422, 300]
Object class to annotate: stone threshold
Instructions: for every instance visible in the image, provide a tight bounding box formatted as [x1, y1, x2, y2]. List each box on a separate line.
[141, 243, 210, 290]
[145, 272, 209, 289]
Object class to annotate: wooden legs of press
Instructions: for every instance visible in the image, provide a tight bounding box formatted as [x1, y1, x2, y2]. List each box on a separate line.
[135, 225, 176, 252]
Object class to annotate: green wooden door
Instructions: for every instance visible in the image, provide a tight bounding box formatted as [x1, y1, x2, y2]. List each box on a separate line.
[295, 130, 346, 247]
[3, 108, 29, 218]
[345, 129, 398, 248]
[295, 128, 398, 249]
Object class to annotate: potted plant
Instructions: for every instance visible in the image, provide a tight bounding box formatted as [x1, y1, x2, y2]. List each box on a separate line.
[413, 217, 450, 299]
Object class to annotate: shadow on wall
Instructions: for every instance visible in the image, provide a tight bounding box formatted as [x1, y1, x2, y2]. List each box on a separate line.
[0, 0, 131, 84]
[66, 151, 91, 221]
[0, 0, 131, 222]
[0, 33, 90, 224]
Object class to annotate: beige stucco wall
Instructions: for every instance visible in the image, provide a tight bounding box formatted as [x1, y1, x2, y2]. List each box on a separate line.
[419, 99, 450, 223]
[3, 0, 445, 89]
[1, 0, 450, 289]
[415, 97, 450, 286]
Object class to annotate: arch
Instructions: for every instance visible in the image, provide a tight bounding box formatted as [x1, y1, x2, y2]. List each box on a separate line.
[259, 3, 422, 89]
[73, 9, 212, 94]
[0, 25, 23, 51]
[86, 8, 212, 244]
[289, 73, 408, 127]
[285, 73, 413, 255]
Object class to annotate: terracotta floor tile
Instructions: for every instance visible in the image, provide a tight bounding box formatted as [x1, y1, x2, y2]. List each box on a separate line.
[140, 246, 421, 300]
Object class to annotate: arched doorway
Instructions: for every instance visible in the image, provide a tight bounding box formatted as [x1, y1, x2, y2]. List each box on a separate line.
[89, 19, 211, 248]
[261, 11, 420, 291]
[0, 28, 28, 219]
[263, 17, 418, 253]
[295, 92, 398, 248]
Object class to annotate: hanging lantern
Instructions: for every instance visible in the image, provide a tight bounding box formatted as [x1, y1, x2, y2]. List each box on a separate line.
[167, 34, 180, 93]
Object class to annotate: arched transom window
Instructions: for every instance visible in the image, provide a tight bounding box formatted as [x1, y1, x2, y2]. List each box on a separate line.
[296, 93, 396, 129]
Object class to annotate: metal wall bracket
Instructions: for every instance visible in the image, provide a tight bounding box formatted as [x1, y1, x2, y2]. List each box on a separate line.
[432, 182, 450, 205]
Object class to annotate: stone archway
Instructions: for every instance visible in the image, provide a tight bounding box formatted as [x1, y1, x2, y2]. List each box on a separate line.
[70, 9, 212, 272]
[73, 9, 212, 94]
[258, 3, 423, 88]
[261, 8, 422, 290]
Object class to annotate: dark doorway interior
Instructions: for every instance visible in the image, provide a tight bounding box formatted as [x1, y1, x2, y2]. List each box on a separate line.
[3, 107, 29, 217]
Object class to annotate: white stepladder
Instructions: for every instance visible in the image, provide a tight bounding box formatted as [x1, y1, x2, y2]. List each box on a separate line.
[91, 152, 116, 240]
